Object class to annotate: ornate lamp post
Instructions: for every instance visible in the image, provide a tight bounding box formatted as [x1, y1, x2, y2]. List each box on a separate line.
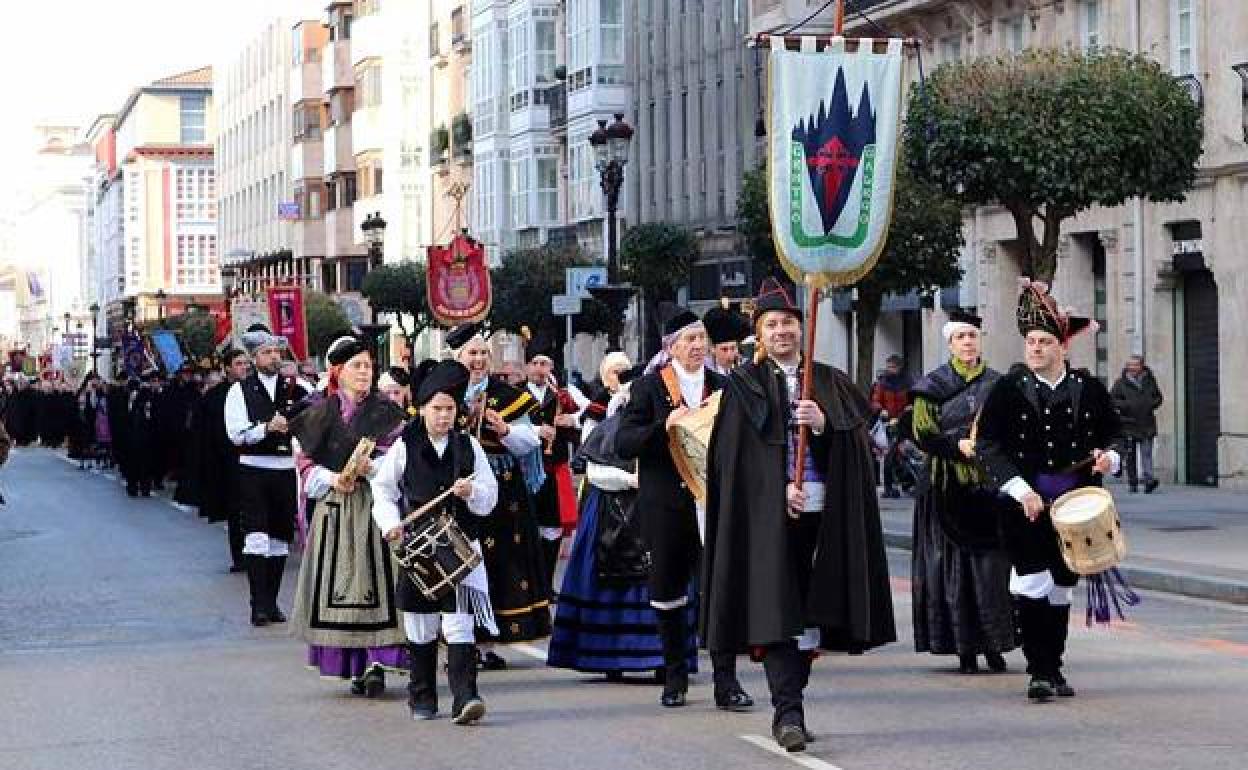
[88, 302, 101, 375]
[359, 211, 390, 369]
[587, 113, 636, 352]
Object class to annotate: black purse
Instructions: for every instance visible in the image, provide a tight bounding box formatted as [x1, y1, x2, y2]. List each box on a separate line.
[594, 489, 649, 586]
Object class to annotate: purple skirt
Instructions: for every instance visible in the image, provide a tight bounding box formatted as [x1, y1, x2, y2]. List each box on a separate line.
[306, 645, 407, 679]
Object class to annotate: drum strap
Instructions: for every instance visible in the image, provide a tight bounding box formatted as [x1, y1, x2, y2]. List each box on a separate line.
[659, 365, 685, 409]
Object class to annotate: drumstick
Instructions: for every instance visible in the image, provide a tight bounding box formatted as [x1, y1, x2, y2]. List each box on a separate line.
[399, 473, 478, 527]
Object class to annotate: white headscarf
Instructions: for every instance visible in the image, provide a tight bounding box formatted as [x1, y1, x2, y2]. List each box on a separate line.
[644, 320, 706, 375]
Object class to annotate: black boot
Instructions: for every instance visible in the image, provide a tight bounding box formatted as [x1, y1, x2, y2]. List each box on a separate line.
[958, 653, 979, 674]
[408, 642, 439, 719]
[764, 641, 807, 752]
[711, 651, 753, 712]
[244, 555, 270, 626]
[266, 556, 287, 623]
[447, 643, 485, 724]
[984, 651, 1008, 673]
[1049, 603, 1075, 697]
[226, 513, 244, 572]
[655, 608, 689, 708]
[1016, 597, 1054, 701]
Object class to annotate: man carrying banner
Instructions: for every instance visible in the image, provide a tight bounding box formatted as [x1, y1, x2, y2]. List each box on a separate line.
[225, 324, 311, 626]
[702, 279, 895, 752]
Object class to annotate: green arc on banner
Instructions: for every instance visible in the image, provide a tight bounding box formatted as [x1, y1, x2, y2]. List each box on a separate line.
[789, 143, 876, 249]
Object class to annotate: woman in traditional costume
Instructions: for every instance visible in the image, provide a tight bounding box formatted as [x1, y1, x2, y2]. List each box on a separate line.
[290, 335, 408, 697]
[907, 310, 1015, 674]
[448, 324, 552, 669]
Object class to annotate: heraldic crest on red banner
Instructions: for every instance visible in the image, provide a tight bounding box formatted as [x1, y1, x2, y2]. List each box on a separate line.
[427, 231, 492, 326]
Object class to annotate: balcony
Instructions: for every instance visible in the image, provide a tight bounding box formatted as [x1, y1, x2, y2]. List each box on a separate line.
[325, 207, 363, 259]
[291, 219, 325, 260]
[291, 140, 323, 183]
[289, 59, 322, 104]
[323, 124, 355, 176]
[322, 39, 354, 92]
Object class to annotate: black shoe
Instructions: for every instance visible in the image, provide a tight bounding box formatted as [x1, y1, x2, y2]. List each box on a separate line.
[773, 723, 807, 753]
[349, 678, 367, 696]
[714, 684, 754, 712]
[229, 564, 245, 574]
[362, 665, 386, 698]
[958, 654, 979, 674]
[250, 608, 270, 627]
[1027, 677, 1055, 702]
[477, 649, 507, 671]
[660, 688, 687, 708]
[984, 652, 1008, 673]
[605, 671, 625, 683]
[1053, 673, 1076, 697]
[1145, 479, 1160, 494]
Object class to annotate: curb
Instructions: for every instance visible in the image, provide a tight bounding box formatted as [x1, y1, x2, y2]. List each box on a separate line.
[882, 529, 1248, 606]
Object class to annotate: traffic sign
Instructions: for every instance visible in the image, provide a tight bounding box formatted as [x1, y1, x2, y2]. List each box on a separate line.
[566, 267, 607, 299]
[551, 294, 583, 316]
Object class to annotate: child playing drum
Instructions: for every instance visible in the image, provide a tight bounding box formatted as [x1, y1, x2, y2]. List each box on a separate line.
[371, 359, 499, 725]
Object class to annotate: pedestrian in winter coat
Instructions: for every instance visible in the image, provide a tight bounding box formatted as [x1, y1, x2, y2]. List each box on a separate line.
[1110, 356, 1163, 493]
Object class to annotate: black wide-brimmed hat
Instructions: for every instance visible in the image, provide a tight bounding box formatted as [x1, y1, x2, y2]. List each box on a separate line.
[751, 277, 802, 323]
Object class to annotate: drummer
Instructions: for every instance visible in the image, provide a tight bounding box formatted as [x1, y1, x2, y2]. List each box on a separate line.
[975, 280, 1122, 703]
[371, 359, 499, 724]
[616, 308, 753, 713]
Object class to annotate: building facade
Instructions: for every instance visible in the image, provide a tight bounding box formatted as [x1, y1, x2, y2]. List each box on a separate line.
[429, 1, 474, 248]
[629, 0, 763, 307]
[216, 19, 300, 296]
[95, 66, 219, 339]
[748, 0, 1248, 488]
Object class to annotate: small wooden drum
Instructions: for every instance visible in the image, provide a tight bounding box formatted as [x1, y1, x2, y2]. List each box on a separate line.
[1050, 487, 1126, 576]
[394, 510, 482, 601]
[667, 390, 722, 503]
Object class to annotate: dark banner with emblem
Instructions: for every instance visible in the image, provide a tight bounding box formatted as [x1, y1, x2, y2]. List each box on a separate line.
[427, 232, 492, 326]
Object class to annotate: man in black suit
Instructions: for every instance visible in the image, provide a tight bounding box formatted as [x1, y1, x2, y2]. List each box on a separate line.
[617, 309, 752, 713]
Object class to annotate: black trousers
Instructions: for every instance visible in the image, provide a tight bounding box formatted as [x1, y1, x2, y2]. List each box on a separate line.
[237, 465, 297, 543]
[1016, 597, 1071, 680]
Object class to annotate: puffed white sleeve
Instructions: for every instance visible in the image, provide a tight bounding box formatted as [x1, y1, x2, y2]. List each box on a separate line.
[369, 438, 407, 533]
[499, 413, 541, 456]
[225, 382, 266, 446]
[465, 436, 499, 516]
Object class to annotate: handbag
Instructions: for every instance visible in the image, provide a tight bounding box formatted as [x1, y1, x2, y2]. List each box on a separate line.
[594, 489, 650, 586]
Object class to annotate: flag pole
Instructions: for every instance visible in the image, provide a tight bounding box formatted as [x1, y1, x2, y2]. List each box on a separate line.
[792, 1, 844, 497]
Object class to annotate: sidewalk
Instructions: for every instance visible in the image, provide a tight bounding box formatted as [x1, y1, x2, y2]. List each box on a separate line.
[878, 476, 1248, 604]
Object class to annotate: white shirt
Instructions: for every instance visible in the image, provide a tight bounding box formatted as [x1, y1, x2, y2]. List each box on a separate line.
[224, 373, 310, 470]
[369, 433, 498, 534]
[671, 361, 705, 408]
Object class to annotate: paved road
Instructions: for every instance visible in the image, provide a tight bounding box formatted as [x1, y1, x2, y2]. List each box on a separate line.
[3, 448, 1248, 770]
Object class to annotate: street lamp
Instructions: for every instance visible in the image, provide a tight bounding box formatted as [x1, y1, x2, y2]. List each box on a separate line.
[359, 211, 389, 369]
[588, 113, 636, 351]
[88, 302, 100, 375]
[154, 288, 167, 325]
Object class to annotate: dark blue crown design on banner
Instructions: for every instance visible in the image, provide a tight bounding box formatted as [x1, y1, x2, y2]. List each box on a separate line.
[791, 68, 877, 235]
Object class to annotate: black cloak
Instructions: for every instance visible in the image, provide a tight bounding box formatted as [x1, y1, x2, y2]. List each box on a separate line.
[177, 380, 239, 521]
[701, 358, 896, 653]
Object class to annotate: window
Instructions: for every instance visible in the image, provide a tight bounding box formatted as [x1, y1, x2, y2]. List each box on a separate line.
[1079, 1, 1102, 50]
[940, 35, 962, 63]
[536, 156, 558, 224]
[330, 89, 354, 125]
[329, 8, 352, 41]
[357, 0, 381, 17]
[1172, 0, 1195, 75]
[430, 21, 441, 56]
[511, 156, 529, 228]
[326, 178, 338, 210]
[293, 102, 322, 140]
[180, 94, 206, 143]
[568, 0, 592, 90]
[356, 62, 383, 108]
[451, 7, 466, 45]
[509, 16, 530, 110]
[535, 19, 556, 83]
[601, 0, 624, 64]
[342, 172, 357, 207]
[1001, 15, 1026, 53]
[373, 166, 384, 196]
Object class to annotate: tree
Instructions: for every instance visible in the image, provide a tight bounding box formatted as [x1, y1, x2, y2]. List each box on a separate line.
[361, 261, 434, 349]
[905, 47, 1202, 284]
[619, 223, 698, 358]
[851, 164, 965, 388]
[737, 165, 785, 281]
[164, 312, 217, 364]
[305, 290, 351, 358]
[489, 244, 615, 351]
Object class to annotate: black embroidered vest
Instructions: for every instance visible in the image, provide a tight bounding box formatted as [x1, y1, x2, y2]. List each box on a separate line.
[399, 422, 479, 539]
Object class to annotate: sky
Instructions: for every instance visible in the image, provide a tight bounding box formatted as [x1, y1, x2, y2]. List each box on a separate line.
[0, 0, 311, 203]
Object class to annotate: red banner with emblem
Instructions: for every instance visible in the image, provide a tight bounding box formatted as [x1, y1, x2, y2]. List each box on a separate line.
[427, 232, 492, 326]
[265, 285, 309, 361]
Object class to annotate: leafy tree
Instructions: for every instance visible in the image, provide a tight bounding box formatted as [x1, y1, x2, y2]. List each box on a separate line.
[489, 245, 616, 354]
[164, 312, 217, 364]
[905, 47, 1202, 283]
[305, 290, 351, 358]
[851, 164, 964, 388]
[361, 261, 434, 350]
[737, 165, 785, 281]
[619, 223, 699, 358]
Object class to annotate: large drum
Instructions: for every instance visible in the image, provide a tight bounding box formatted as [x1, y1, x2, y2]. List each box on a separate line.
[1050, 487, 1126, 576]
[667, 390, 722, 503]
[393, 510, 482, 601]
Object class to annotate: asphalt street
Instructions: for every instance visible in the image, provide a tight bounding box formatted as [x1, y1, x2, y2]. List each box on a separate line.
[3, 447, 1248, 770]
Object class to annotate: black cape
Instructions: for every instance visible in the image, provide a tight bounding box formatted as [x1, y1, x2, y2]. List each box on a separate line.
[702, 358, 896, 653]
[177, 381, 239, 520]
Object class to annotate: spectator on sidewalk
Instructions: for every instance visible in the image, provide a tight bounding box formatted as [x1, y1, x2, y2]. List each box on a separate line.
[871, 355, 914, 498]
[1111, 355, 1163, 494]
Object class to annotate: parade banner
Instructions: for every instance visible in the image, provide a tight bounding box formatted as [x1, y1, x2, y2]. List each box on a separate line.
[767, 37, 906, 288]
[229, 299, 271, 346]
[149, 329, 186, 374]
[266, 286, 309, 361]
[427, 232, 492, 326]
[121, 330, 145, 378]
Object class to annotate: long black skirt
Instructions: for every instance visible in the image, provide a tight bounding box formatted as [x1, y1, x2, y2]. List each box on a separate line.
[911, 484, 1016, 657]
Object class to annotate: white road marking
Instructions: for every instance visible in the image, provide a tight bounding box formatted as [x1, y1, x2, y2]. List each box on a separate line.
[740, 734, 845, 770]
